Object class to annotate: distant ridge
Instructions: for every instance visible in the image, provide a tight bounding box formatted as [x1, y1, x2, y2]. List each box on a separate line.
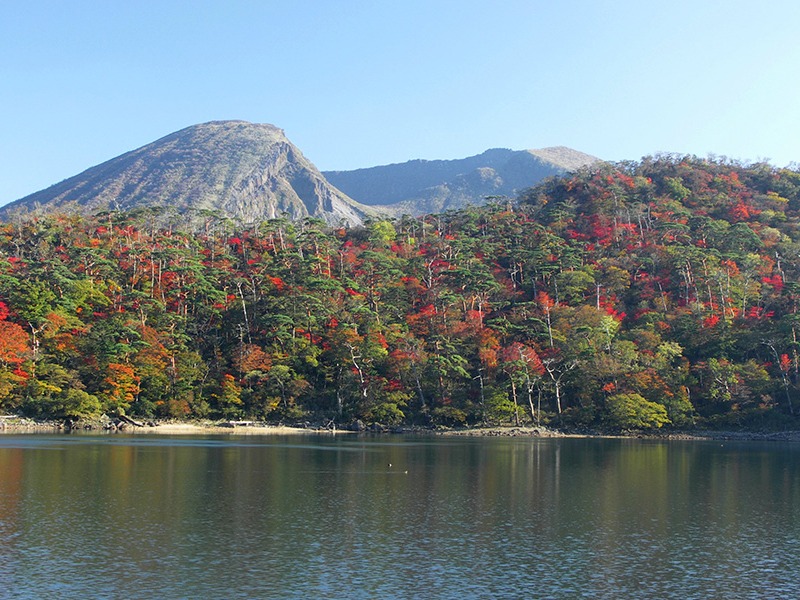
[324, 146, 598, 215]
[3, 121, 377, 226]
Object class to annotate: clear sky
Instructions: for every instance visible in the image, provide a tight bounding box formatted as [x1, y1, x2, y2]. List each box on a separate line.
[2, 0, 800, 205]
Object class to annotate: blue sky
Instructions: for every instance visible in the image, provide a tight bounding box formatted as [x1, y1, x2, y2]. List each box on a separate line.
[2, 0, 799, 204]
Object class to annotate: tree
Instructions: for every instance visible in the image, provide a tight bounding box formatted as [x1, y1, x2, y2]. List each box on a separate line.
[21, 362, 101, 419]
[98, 362, 140, 415]
[500, 342, 545, 425]
[0, 301, 31, 408]
[605, 393, 670, 429]
[214, 374, 243, 419]
[0, 320, 29, 370]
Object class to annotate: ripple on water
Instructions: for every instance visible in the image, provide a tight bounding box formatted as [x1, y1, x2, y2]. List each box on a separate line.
[2, 436, 800, 599]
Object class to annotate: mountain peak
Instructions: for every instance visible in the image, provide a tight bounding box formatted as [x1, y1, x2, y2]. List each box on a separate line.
[4, 120, 373, 225]
[526, 146, 600, 171]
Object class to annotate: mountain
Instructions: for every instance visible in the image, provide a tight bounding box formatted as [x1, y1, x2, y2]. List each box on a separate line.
[323, 146, 598, 215]
[4, 120, 599, 223]
[3, 121, 377, 226]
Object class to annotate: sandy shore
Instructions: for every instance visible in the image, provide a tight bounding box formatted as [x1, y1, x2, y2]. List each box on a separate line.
[0, 417, 345, 436]
[135, 423, 334, 435]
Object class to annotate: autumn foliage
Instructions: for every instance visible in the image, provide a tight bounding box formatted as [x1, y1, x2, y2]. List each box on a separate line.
[0, 155, 799, 429]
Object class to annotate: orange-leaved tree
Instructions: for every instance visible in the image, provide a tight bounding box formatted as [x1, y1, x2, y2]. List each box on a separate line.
[0, 301, 31, 408]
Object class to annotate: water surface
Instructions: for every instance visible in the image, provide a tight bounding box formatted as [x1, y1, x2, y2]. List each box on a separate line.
[0, 434, 798, 598]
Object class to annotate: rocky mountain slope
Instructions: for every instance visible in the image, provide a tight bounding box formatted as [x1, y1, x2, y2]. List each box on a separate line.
[324, 146, 598, 215]
[3, 121, 376, 226]
[4, 120, 598, 223]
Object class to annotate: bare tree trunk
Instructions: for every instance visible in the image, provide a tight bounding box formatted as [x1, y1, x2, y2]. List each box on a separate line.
[509, 379, 520, 426]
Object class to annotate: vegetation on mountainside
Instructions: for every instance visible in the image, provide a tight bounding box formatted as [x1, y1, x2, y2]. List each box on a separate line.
[1, 155, 800, 431]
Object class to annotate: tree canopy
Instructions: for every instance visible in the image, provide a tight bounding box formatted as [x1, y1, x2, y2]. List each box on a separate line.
[2, 155, 800, 431]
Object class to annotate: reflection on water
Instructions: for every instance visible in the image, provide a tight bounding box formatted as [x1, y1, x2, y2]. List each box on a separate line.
[0, 435, 799, 598]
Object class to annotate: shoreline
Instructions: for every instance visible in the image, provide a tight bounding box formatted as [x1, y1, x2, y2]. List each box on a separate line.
[439, 426, 800, 442]
[0, 418, 338, 436]
[2, 417, 800, 442]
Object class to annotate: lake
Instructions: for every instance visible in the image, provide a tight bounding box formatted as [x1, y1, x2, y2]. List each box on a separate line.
[0, 433, 798, 599]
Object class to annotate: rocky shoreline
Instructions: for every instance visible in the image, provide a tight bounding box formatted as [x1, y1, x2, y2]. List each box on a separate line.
[438, 426, 800, 442]
[2, 415, 800, 442]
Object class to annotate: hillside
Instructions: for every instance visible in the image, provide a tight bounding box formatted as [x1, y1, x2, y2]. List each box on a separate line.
[3, 121, 377, 226]
[1, 155, 799, 432]
[324, 146, 598, 214]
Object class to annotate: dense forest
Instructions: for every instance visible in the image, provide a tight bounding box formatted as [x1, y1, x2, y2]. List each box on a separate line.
[2, 155, 800, 430]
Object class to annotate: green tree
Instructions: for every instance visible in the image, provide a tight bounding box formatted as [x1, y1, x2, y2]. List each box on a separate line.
[605, 393, 670, 429]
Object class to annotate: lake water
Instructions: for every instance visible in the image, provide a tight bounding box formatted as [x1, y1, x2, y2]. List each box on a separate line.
[0, 434, 798, 599]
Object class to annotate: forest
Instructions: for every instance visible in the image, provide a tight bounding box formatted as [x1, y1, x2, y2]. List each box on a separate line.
[2, 155, 800, 431]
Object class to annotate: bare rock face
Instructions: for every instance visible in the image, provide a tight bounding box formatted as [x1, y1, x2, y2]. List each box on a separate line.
[324, 146, 599, 215]
[4, 121, 376, 226]
[4, 120, 599, 223]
